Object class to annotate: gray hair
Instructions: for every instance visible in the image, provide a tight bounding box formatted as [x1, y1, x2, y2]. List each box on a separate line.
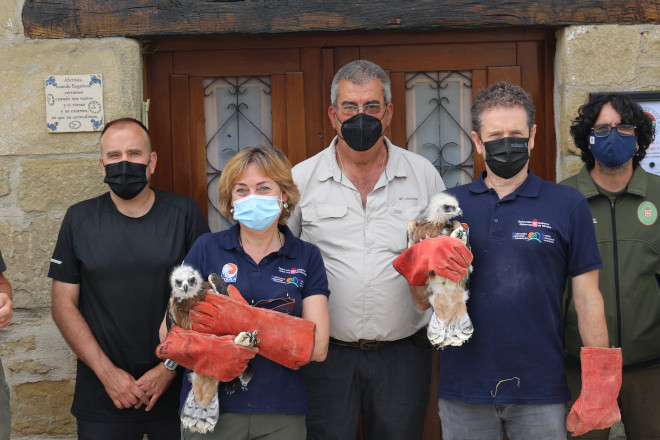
[471, 82, 535, 135]
[331, 60, 392, 107]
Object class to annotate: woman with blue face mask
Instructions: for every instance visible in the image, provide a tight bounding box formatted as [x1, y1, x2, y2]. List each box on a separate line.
[174, 146, 330, 440]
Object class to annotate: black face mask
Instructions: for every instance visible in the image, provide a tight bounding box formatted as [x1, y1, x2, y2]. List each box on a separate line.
[338, 113, 385, 152]
[483, 137, 530, 179]
[103, 160, 149, 200]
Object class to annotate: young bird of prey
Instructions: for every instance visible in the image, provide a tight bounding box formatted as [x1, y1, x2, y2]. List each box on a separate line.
[168, 265, 257, 434]
[407, 192, 473, 348]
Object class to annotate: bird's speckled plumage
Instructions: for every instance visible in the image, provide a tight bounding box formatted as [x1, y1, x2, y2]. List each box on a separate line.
[407, 192, 474, 348]
[168, 266, 257, 434]
[168, 265, 218, 433]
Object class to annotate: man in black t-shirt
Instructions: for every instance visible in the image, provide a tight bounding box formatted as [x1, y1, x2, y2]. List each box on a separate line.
[48, 118, 210, 440]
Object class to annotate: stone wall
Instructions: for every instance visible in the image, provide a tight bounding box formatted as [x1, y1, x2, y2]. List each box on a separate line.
[0, 0, 657, 435]
[555, 24, 660, 180]
[0, 1, 142, 437]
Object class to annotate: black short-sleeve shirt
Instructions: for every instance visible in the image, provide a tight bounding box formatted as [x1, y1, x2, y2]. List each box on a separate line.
[48, 189, 209, 422]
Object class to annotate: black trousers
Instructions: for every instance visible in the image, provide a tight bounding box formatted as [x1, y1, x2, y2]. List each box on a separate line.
[301, 331, 433, 440]
[77, 417, 180, 440]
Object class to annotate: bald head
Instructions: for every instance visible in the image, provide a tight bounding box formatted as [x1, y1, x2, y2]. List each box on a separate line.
[100, 118, 151, 154]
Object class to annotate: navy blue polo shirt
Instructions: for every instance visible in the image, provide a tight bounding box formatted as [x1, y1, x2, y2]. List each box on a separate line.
[181, 223, 329, 414]
[439, 171, 602, 404]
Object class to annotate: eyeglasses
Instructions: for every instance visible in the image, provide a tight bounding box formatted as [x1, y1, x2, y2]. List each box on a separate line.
[591, 124, 636, 138]
[338, 104, 385, 117]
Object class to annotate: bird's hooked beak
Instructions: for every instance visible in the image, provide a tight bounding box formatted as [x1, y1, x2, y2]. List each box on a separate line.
[183, 284, 188, 293]
[457, 208, 463, 217]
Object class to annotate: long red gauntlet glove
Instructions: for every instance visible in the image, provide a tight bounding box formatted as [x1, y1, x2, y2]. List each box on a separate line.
[393, 236, 473, 285]
[566, 347, 622, 437]
[190, 286, 315, 370]
[156, 326, 257, 382]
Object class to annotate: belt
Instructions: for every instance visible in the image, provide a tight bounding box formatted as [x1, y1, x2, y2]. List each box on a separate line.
[329, 337, 389, 351]
[329, 329, 429, 351]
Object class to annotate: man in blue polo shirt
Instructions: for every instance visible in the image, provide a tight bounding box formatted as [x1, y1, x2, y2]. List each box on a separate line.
[395, 82, 622, 439]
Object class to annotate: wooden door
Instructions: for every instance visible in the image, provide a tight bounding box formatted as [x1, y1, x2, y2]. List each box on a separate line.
[145, 30, 555, 207]
[343, 39, 555, 182]
[144, 29, 555, 440]
[146, 47, 315, 219]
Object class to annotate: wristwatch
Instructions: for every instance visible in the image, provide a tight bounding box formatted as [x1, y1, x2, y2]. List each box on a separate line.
[163, 358, 178, 371]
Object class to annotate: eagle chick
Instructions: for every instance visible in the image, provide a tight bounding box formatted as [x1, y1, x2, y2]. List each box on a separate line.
[168, 265, 257, 434]
[407, 192, 473, 348]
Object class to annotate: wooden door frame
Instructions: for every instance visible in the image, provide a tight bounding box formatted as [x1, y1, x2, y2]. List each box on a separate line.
[24, 1, 656, 39]
[144, 29, 555, 202]
[143, 28, 555, 440]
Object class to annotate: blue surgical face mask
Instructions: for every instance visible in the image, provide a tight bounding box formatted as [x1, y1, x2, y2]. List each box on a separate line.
[232, 194, 282, 230]
[589, 130, 637, 168]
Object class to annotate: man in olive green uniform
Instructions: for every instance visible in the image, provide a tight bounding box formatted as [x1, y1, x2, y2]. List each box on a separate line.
[562, 93, 660, 439]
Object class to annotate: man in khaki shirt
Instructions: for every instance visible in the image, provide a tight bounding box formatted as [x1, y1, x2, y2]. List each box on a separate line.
[289, 60, 465, 440]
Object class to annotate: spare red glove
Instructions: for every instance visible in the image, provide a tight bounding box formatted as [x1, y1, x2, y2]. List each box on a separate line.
[566, 347, 622, 437]
[190, 286, 315, 370]
[156, 325, 257, 382]
[393, 236, 473, 285]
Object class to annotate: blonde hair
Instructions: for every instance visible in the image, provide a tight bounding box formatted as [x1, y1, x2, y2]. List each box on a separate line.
[218, 146, 300, 224]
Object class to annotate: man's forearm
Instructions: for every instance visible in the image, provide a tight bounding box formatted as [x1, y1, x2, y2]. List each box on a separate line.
[576, 294, 609, 348]
[0, 274, 12, 300]
[410, 284, 431, 311]
[0, 274, 13, 328]
[52, 291, 117, 382]
[572, 270, 609, 348]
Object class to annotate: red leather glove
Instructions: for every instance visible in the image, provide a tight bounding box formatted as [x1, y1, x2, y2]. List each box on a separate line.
[156, 325, 257, 382]
[190, 286, 315, 370]
[393, 236, 473, 285]
[566, 347, 622, 437]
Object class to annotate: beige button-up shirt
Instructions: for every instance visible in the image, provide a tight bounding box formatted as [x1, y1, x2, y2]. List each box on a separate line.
[289, 138, 445, 342]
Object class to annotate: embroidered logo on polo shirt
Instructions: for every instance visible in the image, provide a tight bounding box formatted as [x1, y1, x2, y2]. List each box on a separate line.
[527, 232, 542, 243]
[279, 266, 307, 276]
[513, 218, 555, 243]
[221, 263, 238, 282]
[286, 277, 300, 287]
[511, 231, 555, 244]
[271, 275, 304, 288]
[638, 201, 657, 226]
[517, 218, 552, 229]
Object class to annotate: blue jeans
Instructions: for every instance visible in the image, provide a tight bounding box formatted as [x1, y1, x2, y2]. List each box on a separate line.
[438, 398, 566, 440]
